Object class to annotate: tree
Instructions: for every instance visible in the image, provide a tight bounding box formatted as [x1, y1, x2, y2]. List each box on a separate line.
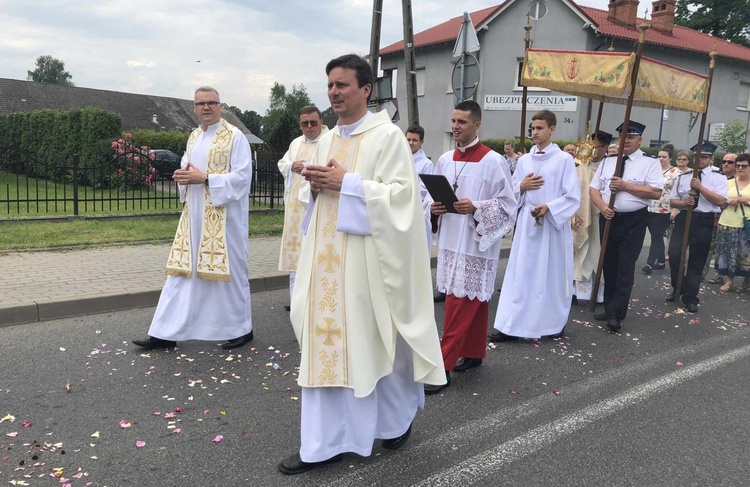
[262, 83, 312, 152]
[27, 55, 75, 86]
[716, 120, 748, 154]
[675, 0, 750, 47]
[226, 106, 263, 136]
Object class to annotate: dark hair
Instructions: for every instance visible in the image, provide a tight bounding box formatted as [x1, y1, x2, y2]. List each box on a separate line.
[299, 105, 322, 118]
[531, 110, 556, 128]
[737, 153, 750, 163]
[326, 54, 374, 101]
[406, 125, 424, 141]
[660, 144, 674, 160]
[454, 100, 482, 121]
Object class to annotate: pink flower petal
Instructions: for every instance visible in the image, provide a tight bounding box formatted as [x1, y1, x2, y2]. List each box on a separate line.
[118, 420, 132, 429]
[173, 429, 181, 434]
[212, 435, 223, 443]
[676, 361, 684, 367]
[22, 421, 32, 428]
[135, 440, 146, 448]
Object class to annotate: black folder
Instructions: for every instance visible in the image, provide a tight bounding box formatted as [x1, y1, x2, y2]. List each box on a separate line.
[419, 174, 459, 214]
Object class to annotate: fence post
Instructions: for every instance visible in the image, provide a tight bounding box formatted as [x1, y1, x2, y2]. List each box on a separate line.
[269, 164, 275, 209]
[72, 154, 79, 216]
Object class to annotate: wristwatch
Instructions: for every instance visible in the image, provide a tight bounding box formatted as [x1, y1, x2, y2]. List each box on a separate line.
[204, 175, 209, 186]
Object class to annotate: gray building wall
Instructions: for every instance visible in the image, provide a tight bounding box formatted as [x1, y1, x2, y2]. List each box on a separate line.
[381, 3, 750, 160]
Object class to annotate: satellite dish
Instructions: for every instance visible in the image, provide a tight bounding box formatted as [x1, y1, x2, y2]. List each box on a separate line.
[452, 54, 480, 105]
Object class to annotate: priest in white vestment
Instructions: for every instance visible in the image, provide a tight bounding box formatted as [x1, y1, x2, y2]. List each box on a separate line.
[426, 101, 516, 395]
[491, 110, 580, 341]
[277, 105, 329, 303]
[132, 87, 254, 351]
[572, 131, 611, 304]
[279, 55, 445, 475]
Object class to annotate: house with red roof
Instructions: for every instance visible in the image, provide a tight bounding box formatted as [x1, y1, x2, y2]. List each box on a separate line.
[379, 0, 750, 159]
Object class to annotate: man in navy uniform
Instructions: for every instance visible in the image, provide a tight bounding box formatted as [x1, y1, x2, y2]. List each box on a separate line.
[589, 121, 662, 332]
[666, 141, 728, 313]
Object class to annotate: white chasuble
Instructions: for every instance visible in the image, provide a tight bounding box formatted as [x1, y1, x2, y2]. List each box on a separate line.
[494, 144, 581, 338]
[278, 130, 328, 272]
[291, 110, 445, 398]
[572, 162, 604, 301]
[149, 119, 253, 342]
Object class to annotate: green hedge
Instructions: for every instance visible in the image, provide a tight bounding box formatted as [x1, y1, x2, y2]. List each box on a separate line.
[129, 129, 189, 156]
[0, 108, 121, 182]
[484, 138, 581, 154]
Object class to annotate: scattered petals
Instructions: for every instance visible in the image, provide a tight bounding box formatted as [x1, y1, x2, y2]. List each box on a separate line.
[676, 361, 684, 367]
[212, 435, 223, 443]
[91, 431, 100, 438]
[21, 421, 32, 428]
[135, 440, 146, 448]
[552, 390, 560, 396]
[6, 432, 18, 437]
[119, 420, 132, 429]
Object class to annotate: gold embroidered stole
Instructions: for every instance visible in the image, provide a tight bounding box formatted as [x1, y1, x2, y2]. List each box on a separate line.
[279, 141, 316, 271]
[165, 120, 234, 281]
[306, 134, 362, 387]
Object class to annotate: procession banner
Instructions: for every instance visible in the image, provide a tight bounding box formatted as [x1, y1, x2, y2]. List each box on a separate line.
[635, 57, 709, 113]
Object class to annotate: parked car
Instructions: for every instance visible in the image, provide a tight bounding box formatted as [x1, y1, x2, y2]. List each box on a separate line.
[149, 149, 182, 177]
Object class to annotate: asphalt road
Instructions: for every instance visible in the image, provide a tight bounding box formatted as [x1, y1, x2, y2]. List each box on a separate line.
[1, 253, 749, 486]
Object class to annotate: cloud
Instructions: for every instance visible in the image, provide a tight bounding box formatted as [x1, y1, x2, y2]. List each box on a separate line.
[127, 59, 157, 69]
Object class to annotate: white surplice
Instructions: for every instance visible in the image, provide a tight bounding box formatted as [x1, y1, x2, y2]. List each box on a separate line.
[149, 120, 253, 341]
[494, 144, 580, 338]
[291, 111, 444, 462]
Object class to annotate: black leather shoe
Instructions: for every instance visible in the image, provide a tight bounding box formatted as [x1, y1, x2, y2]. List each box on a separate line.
[433, 292, 446, 303]
[685, 303, 698, 313]
[278, 452, 343, 475]
[546, 326, 566, 339]
[382, 423, 412, 450]
[665, 293, 675, 302]
[606, 318, 621, 332]
[487, 329, 519, 342]
[652, 262, 666, 270]
[453, 358, 483, 372]
[593, 311, 611, 321]
[642, 264, 652, 274]
[424, 371, 451, 395]
[284, 305, 291, 312]
[222, 330, 254, 350]
[132, 336, 176, 350]
[571, 295, 579, 305]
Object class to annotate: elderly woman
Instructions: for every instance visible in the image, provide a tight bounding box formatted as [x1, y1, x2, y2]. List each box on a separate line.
[643, 146, 682, 274]
[715, 153, 750, 291]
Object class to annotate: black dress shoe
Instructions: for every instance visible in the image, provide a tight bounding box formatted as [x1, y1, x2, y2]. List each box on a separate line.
[284, 305, 291, 312]
[433, 292, 446, 303]
[652, 262, 666, 270]
[132, 336, 177, 350]
[487, 329, 519, 342]
[453, 358, 483, 372]
[593, 311, 611, 321]
[685, 303, 698, 313]
[545, 326, 566, 339]
[571, 295, 579, 305]
[278, 452, 343, 475]
[642, 264, 652, 275]
[665, 293, 676, 302]
[424, 371, 451, 395]
[382, 423, 412, 450]
[222, 330, 254, 350]
[606, 317, 621, 332]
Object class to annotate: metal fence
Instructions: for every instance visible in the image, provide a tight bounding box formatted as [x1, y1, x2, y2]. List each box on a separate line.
[0, 147, 286, 216]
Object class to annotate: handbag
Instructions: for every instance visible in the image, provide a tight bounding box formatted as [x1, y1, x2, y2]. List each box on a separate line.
[736, 179, 750, 243]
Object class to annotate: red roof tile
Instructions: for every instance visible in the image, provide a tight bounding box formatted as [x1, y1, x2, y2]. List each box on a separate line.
[381, 2, 750, 64]
[379, 4, 505, 55]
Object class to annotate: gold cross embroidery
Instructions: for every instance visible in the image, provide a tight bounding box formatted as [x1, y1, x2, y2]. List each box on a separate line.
[315, 317, 342, 346]
[317, 243, 340, 273]
[286, 236, 301, 253]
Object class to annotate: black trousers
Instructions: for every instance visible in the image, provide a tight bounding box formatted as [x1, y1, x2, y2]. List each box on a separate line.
[668, 211, 715, 305]
[645, 212, 671, 265]
[600, 208, 648, 320]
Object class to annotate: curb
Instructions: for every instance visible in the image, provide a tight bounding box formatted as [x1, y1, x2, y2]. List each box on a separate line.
[0, 250, 508, 328]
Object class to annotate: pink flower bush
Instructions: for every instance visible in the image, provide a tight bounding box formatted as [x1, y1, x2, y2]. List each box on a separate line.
[110, 134, 157, 188]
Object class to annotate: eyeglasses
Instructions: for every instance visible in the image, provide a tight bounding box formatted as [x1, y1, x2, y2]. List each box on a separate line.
[194, 101, 220, 108]
[722, 160, 736, 164]
[300, 121, 319, 127]
[676, 157, 689, 161]
[736, 164, 749, 169]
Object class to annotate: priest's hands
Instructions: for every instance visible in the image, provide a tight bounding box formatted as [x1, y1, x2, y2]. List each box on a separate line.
[453, 199, 476, 214]
[520, 173, 544, 192]
[291, 160, 305, 174]
[302, 159, 345, 192]
[173, 163, 207, 185]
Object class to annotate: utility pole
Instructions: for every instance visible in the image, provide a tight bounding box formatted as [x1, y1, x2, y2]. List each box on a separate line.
[369, 0, 384, 106]
[402, 0, 419, 126]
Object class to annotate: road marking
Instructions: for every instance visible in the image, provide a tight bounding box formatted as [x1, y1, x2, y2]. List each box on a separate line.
[414, 343, 750, 487]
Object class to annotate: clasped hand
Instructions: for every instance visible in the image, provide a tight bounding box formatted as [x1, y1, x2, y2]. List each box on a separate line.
[291, 160, 305, 174]
[173, 163, 206, 185]
[302, 159, 345, 192]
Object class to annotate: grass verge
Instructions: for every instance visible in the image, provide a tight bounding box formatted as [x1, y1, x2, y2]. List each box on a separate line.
[0, 213, 284, 251]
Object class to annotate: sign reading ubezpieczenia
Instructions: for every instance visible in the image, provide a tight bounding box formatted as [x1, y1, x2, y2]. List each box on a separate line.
[484, 95, 578, 112]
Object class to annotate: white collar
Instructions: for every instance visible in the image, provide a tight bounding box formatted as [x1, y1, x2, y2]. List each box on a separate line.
[338, 112, 373, 139]
[456, 137, 479, 153]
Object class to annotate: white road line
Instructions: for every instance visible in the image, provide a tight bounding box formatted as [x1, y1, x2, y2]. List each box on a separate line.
[414, 343, 750, 487]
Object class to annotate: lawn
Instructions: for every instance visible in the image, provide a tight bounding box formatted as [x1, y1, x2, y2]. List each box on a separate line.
[0, 212, 285, 251]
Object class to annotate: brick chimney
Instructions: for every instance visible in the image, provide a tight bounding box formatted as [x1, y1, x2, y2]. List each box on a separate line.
[607, 0, 639, 28]
[650, 0, 677, 35]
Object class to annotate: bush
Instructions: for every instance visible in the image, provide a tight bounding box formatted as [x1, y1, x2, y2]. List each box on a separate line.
[109, 134, 156, 189]
[129, 129, 189, 156]
[484, 138, 579, 155]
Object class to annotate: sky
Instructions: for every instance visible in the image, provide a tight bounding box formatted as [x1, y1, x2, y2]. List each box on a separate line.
[0, 0, 613, 114]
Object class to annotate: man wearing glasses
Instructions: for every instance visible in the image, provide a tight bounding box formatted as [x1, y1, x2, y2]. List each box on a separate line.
[277, 106, 329, 308]
[667, 141, 728, 312]
[133, 86, 255, 350]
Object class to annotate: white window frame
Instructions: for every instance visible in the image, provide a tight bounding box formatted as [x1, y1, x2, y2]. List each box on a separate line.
[529, 0, 548, 20]
[416, 67, 426, 97]
[737, 81, 750, 111]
